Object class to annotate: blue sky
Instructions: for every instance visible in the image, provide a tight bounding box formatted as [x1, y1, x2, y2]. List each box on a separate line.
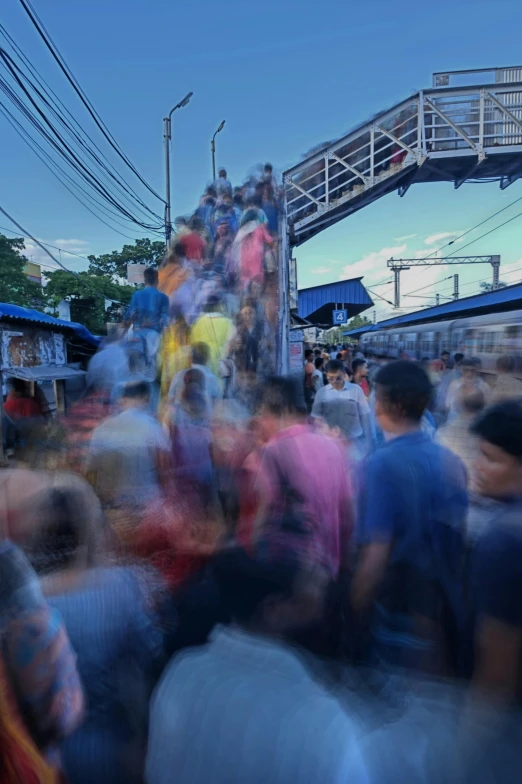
[2, 0, 522, 318]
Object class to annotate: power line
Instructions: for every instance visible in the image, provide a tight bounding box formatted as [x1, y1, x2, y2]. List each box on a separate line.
[0, 223, 90, 262]
[0, 204, 73, 272]
[17, 0, 165, 205]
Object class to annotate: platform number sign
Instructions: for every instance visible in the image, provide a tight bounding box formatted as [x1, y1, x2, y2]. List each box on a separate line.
[332, 309, 347, 325]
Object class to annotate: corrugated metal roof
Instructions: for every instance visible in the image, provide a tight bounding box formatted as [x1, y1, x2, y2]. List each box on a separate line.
[376, 282, 522, 329]
[343, 324, 379, 336]
[4, 365, 86, 381]
[0, 303, 99, 346]
[298, 278, 373, 320]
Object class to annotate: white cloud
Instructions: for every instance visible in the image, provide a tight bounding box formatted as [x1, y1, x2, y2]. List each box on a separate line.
[21, 237, 89, 271]
[310, 266, 332, 275]
[424, 230, 465, 246]
[339, 243, 407, 283]
[394, 233, 417, 241]
[54, 239, 89, 248]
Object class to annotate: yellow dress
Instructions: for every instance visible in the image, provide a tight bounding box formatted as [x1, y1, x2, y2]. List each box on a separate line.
[190, 313, 235, 377]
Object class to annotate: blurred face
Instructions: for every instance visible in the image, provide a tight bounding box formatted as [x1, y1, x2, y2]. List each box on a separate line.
[327, 370, 345, 391]
[462, 367, 477, 381]
[475, 440, 522, 498]
[241, 306, 256, 329]
[356, 362, 368, 378]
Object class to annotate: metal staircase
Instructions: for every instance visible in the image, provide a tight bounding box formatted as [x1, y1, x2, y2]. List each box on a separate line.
[283, 67, 522, 247]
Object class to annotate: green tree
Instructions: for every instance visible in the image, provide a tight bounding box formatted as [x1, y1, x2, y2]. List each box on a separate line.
[480, 280, 508, 292]
[88, 237, 166, 281]
[345, 313, 373, 331]
[0, 235, 43, 306]
[43, 269, 134, 334]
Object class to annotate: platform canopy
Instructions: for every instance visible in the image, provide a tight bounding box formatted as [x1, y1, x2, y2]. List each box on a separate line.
[298, 277, 373, 325]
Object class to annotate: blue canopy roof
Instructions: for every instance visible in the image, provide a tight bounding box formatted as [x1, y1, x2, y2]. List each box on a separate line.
[298, 278, 373, 323]
[0, 303, 99, 346]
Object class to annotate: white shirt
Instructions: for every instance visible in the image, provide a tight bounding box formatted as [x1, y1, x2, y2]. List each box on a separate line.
[312, 382, 370, 439]
[146, 626, 369, 784]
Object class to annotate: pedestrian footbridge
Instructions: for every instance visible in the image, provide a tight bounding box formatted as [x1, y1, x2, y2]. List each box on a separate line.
[284, 67, 522, 247]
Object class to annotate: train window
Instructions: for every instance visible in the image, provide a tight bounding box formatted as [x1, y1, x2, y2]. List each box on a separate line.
[484, 332, 495, 353]
[451, 331, 461, 351]
[477, 331, 485, 353]
[505, 326, 521, 339]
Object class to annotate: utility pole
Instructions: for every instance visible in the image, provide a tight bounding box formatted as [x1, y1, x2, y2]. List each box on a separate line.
[164, 92, 193, 246]
[211, 121, 226, 182]
[436, 293, 440, 306]
[453, 274, 459, 300]
[491, 255, 500, 289]
[391, 264, 409, 308]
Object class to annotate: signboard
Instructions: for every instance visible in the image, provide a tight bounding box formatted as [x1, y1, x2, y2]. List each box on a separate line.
[289, 341, 304, 373]
[24, 262, 42, 284]
[332, 309, 347, 325]
[127, 263, 146, 285]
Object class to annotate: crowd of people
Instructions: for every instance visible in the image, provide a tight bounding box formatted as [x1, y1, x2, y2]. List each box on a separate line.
[2, 177, 522, 781]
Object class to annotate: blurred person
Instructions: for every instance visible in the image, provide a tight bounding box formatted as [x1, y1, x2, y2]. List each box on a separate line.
[312, 359, 372, 457]
[124, 267, 169, 368]
[179, 216, 207, 265]
[435, 387, 486, 484]
[261, 161, 279, 193]
[213, 167, 232, 199]
[0, 535, 84, 780]
[158, 243, 191, 299]
[233, 300, 264, 375]
[352, 357, 370, 397]
[437, 351, 465, 414]
[261, 183, 279, 235]
[253, 376, 354, 581]
[27, 483, 162, 784]
[168, 342, 222, 408]
[211, 218, 234, 279]
[231, 209, 274, 295]
[157, 306, 192, 402]
[194, 190, 216, 239]
[432, 349, 450, 373]
[469, 401, 522, 704]
[4, 377, 44, 421]
[312, 356, 325, 392]
[353, 360, 468, 674]
[446, 357, 492, 417]
[170, 368, 213, 505]
[86, 329, 130, 398]
[492, 354, 522, 402]
[146, 548, 369, 784]
[87, 380, 171, 508]
[190, 295, 236, 378]
[232, 191, 244, 228]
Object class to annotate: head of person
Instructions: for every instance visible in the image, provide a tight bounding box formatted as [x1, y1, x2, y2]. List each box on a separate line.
[441, 350, 450, 364]
[458, 387, 486, 416]
[472, 401, 522, 499]
[240, 208, 260, 227]
[239, 302, 256, 330]
[454, 352, 464, 366]
[206, 185, 218, 199]
[212, 547, 325, 637]
[421, 356, 431, 369]
[314, 356, 324, 371]
[461, 356, 480, 381]
[216, 219, 231, 239]
[27, 483, 99, 576]
[120, 380, 151, 410]
[318, 399, 351, 443]
[352, 358, 368, 379]
[374, 360, 432, 434]
[264, 163, 273, 176]
[203, 294, 222, 314]
[233, 192, 244, 209]
[305, 348, 314, 363]
[189, 215, 205, 233]
[259, 375, 307, 430]
[191, 342, 210, 368]
[325, 359, 346, 391]
[143, 266, 158, 287]
[336, 352, 343, 360]
[181, 367, 208, 417]
[313, 348, 321, 358]
[218, 168, 227, 180]
[496, 354, 516, 375]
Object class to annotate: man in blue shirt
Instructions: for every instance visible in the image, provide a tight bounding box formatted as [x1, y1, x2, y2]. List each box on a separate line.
[125, 267, 169, 368]
[352, 360, 468, 673]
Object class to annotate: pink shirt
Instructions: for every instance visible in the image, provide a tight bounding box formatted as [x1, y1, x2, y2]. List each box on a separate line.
[254, 424, 354, 577]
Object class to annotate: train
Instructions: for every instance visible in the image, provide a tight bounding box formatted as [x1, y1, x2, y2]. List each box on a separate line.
[359, 309, 522, 374]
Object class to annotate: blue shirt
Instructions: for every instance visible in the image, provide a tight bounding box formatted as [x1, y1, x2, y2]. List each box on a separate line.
[126, 286, 169, 333]
[358, 431, 468, 577]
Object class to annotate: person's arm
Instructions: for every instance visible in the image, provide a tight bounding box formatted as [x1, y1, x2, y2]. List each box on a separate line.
[311, 387, 325, 418]
[351, 457, 394, 614]
[123, 291, 138, 328]
[355, 385, 372, 452]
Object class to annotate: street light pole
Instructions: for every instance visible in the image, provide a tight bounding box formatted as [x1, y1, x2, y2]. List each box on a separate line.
[164, 91, 193, 246]
[211, 120, 225, 182]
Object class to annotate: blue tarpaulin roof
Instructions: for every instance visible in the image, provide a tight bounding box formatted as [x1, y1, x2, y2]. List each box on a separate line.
[374, 281, 522, 330]
[298, 278, 373, 323]
[0, 303, 99, 346]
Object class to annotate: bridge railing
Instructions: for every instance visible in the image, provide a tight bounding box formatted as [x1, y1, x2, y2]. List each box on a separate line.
[284, 81, 522, 244]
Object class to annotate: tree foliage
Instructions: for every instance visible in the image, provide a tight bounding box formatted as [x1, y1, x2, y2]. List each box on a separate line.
[480, 280, 508, 292]
[345, 313, 373, 331]
[88, 237, 166, 281]
[44, 269, 134, 335]
[0, 235, 43, 307]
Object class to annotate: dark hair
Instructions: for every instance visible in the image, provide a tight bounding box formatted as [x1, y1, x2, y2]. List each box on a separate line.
[313, 348, 321, 357]
[233, 193, 244, 208]
[305, 349, 314, 360]
[336, 353, 343, 360]
[219, 168, 227, 178]
[352, 358, 367, 374]
[441, 350, 450, 357]
[192, 342, 210, 367]
[173, 242, 185, 257]
[471, 401, 522, 459]
[189, 215, 205, 232]
[212, 547, 299, 624]
[264, 163, 273, 173]
[207, 185, 218, 198]
[260, 375, 306, 416]
[314, 356, 324, 370]
[375, 360, 431, 422]
[10, 377, 31, 396]
[454, 353, 464, 364]
[321, 399, 351, 440]
[496, 354, 516, 373]
[460, 388, 486, 414]
[121, 380, 151, 400]
[326, 359, 344, 374]
[143, 267, 158, 286]
[28, 486, 97, 575]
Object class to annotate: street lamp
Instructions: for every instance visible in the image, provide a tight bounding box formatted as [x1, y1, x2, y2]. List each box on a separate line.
[211, 120, 226, 182]
[164, 91, 193, 245]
